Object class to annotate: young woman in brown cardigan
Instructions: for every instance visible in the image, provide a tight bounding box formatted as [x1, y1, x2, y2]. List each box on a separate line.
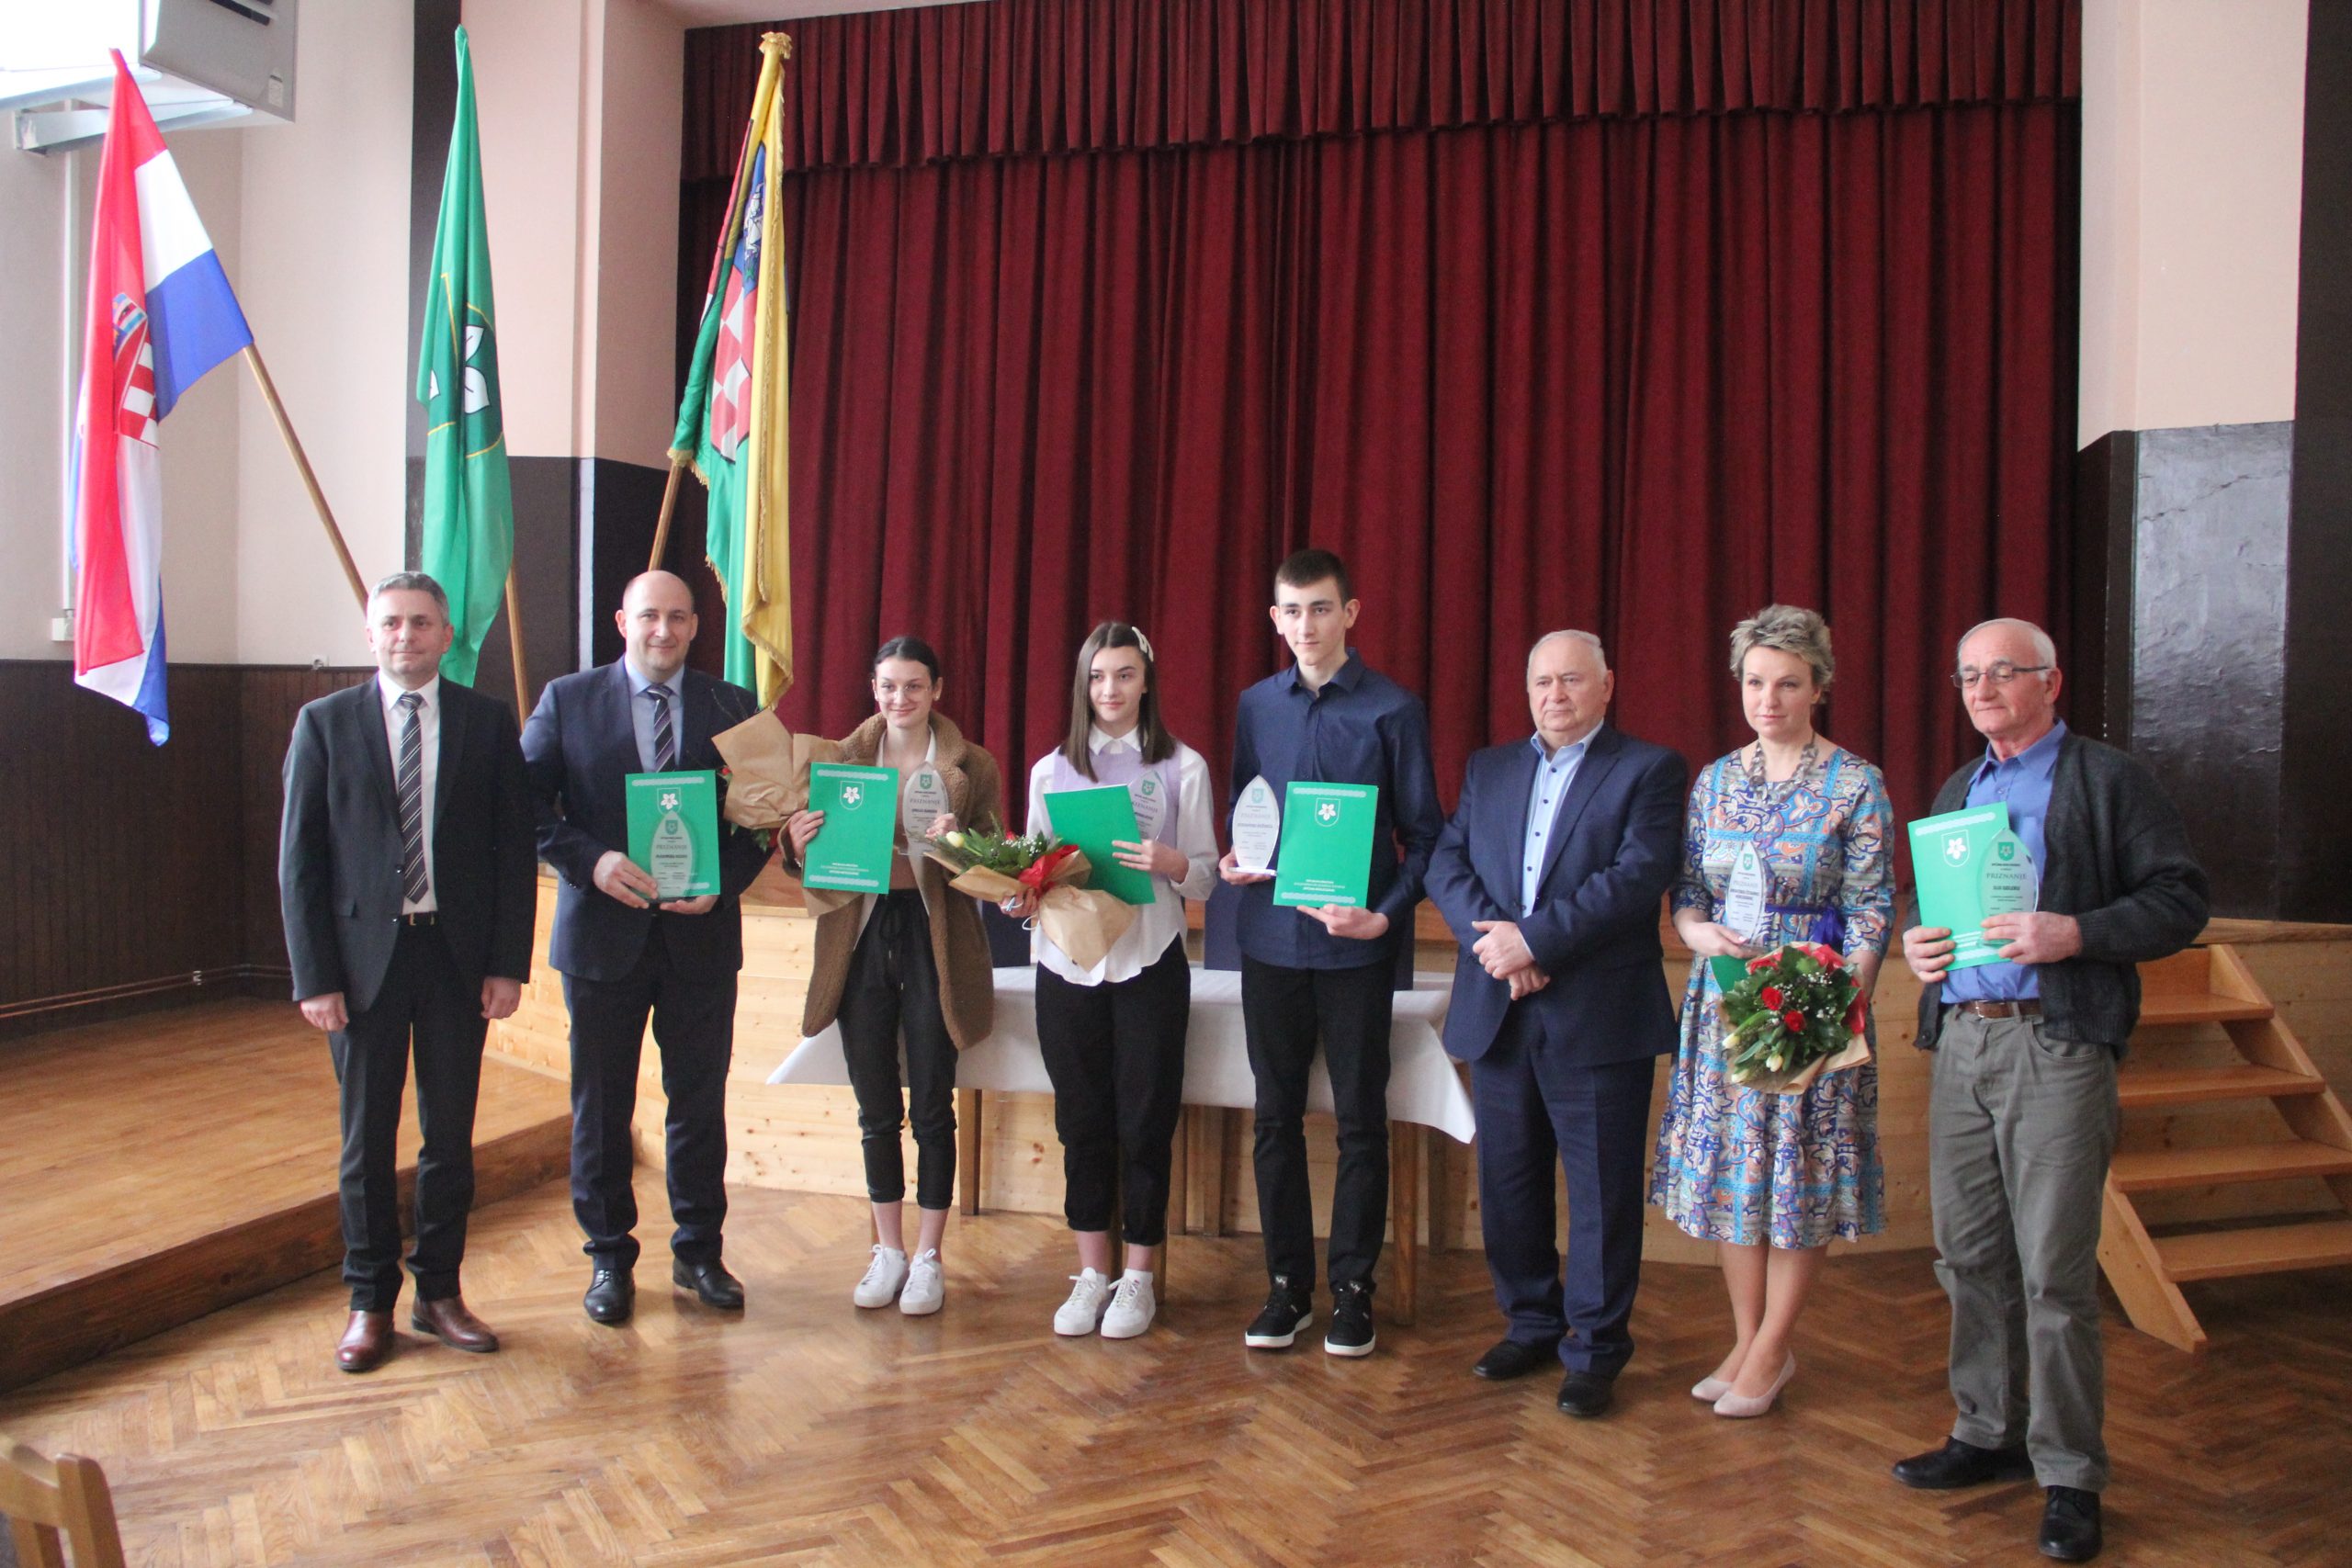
[785, 636, 1003, 1314]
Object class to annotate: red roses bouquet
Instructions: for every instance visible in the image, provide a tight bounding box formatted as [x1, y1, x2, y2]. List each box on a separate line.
[1717, 941, 1872, 1094]
[926, 827, 1136, 970]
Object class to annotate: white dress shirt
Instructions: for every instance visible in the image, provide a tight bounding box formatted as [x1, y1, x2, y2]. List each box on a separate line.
[377, 671, 440, 914]
[1026, 728, 1217, 986]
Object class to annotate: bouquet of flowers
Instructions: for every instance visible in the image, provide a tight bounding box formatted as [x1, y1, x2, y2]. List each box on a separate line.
[927, 826, 1136, 970]
[927, 826, 1061, 884]
[1717, 941, 1872, 1095]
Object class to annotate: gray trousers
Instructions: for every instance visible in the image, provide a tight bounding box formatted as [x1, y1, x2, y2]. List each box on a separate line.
[1928, 1011, 2120, 1492]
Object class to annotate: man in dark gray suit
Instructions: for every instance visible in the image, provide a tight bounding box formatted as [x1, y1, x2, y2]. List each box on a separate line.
[1892, 617, 2207, 1564]
[280, 571, 537, 1373]
[521, 570, 770, 1326]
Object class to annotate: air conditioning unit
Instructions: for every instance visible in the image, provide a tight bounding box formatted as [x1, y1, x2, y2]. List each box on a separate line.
[2, 0, 299, 152]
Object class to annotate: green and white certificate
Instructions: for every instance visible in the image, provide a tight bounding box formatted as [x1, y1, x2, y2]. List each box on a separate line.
[802, 763, 899, 894]
[1272, 782, 1379, 908]
[1042, 784, 1157, 907]
[626, 770, 721, 900]
[1908, 803, 2039, 970]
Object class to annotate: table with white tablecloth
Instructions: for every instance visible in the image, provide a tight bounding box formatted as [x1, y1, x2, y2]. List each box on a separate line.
[771, 964, 1472, 1319]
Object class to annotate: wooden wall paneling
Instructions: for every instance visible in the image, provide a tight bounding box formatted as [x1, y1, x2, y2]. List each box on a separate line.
[0, 662, 371, 1037]
[1, 662, 241, 1022]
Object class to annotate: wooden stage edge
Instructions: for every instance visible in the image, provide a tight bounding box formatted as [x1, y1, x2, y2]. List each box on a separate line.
[0, 1001, 573, 1395]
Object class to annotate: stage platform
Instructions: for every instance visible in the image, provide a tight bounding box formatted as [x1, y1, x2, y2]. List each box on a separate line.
[0, 998, 572, 1393]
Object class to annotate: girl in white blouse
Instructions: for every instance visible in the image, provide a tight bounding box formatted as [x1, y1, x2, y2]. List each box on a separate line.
[1014, 623, 1217, 1338]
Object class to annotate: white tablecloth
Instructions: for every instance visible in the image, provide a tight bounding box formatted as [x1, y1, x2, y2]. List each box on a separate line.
[769, 964, 1476, 1143]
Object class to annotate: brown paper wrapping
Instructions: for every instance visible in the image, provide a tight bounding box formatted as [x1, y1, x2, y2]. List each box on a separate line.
[925, 848, 1138, 972]
[711, 711, 840, 828]
[1736, 1032, 1873, 1096]
[714, 712, 861, 913]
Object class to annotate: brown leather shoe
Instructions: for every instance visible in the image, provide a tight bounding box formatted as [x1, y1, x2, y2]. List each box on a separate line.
[411, 1294, 500, 1354]
[336, 1310, 393, 1372]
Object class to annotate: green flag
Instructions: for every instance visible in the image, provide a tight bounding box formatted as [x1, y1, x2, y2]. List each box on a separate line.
[416, 25, 513, 688]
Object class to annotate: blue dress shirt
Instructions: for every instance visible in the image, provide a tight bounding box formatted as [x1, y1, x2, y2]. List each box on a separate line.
[1521, 731, 1590, 914]
[1943, 719, 2066, 1003]
[1229, 652, 1445, 970]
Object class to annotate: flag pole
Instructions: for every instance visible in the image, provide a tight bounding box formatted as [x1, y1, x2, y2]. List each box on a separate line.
[502, 569, 529, 714]
[647, 454, 688, 571]
[243, 344, 368, 609]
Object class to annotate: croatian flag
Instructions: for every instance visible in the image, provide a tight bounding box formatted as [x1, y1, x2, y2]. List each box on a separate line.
[71, 51, 253, 744]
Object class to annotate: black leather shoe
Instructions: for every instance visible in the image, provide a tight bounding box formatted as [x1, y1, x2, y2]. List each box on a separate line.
[1474, 1337, 1555, 1381]
[673, 1258, 745, 1311]
[1555, 1369, 1616, 1418]
[1891, 1436, 2036, 1490]
[2040, 1486, 2102, 1562]
[583, 1268, 634, 1325]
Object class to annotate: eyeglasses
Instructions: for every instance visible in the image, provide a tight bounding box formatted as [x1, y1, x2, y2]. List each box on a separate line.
[1952, 661, 2052, 690]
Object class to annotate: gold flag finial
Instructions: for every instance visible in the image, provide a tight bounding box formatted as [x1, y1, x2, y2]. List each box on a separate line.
[761, 30, 793, 61]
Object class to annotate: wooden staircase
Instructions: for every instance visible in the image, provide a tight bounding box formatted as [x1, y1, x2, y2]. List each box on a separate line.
[2098, 944, 2352, 1352]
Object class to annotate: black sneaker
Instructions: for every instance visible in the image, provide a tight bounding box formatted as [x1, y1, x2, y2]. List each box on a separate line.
[1324, 1280, 1376, 1358]
[1243, 1276, 1314, 1349]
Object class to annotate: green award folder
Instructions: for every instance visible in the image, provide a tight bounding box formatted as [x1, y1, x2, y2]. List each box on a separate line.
[1272, 782, 1379, 908]
[1908, 803, 2037, 970]
[803, 763, 899, 893]
[626, 770, 722, 900]
[1042, 784, 1158, 907]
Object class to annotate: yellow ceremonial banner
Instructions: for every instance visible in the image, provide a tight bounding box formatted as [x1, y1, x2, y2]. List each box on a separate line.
[737, 39, 793, 707]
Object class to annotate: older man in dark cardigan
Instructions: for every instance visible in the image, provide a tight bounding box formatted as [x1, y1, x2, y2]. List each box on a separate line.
[1892, 617, 2208, 1565]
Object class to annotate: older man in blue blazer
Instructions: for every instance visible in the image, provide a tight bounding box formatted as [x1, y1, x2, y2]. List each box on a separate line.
[1427, 630, 1686, 1419]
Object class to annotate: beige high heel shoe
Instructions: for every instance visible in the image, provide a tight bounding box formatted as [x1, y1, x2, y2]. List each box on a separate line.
[1713, 1353, 1795, 1418]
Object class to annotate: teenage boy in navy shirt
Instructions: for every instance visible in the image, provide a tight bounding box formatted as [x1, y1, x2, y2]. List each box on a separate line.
[1220, 548, 1444, 1357]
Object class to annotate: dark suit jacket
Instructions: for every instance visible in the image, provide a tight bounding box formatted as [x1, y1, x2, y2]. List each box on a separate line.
[279, 678, 537, 1012]
[1912, 730, 2208, 1052]
[520, 661, 771, 983]
[1425, 724, 1688, 1066]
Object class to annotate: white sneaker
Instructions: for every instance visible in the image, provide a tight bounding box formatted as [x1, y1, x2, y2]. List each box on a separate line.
[853, 1245, 908, 1309]
[1101, 1271, 1156, 1339]
[1054, 1269, 1112, 1336]
[899, 1248, 944, 1315]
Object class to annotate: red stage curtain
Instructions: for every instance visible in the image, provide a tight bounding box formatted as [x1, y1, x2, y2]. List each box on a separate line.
[679, 0, 2079, 840]
[686, 0, 2078, 174]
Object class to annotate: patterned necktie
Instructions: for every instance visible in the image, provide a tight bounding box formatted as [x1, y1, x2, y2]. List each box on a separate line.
[648, 683, 676, 772]
[397, 692, 429, 904]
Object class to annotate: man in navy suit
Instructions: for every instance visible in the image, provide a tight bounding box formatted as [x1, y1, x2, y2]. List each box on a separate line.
[1426, 630, 1686, 1418]
[521, 570, 771, 1325]
[280, 572, 537, 1372]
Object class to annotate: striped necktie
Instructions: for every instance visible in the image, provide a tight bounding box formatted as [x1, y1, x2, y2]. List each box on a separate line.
[647, 682, 676, 772]
[397, 692, 429, 905]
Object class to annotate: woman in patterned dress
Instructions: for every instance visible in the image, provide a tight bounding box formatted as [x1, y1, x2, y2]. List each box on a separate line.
[1648, 605, 1894, 1417]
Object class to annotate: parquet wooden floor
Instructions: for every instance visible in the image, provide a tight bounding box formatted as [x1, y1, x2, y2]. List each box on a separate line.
[3, 1177, 2346, 1566]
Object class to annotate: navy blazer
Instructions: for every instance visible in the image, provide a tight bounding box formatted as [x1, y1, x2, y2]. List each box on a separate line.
[279, 678, 538, 1011]
[520, 661, 772, 983]
[1425, 723, 1688, 1066]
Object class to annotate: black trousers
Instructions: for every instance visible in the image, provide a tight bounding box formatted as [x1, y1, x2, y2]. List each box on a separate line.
[563, 919, 735, 1271]
[837, 890, 961, 1210]
[1240, 954, 1395, 1294]
[1035, 937, 1191, 1247]
[330, 920, 487, 1312]
[1471, 1007, 1657, 1376]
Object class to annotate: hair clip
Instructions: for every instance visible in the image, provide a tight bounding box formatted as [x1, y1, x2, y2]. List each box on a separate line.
[1132, 628, 1155, 663]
